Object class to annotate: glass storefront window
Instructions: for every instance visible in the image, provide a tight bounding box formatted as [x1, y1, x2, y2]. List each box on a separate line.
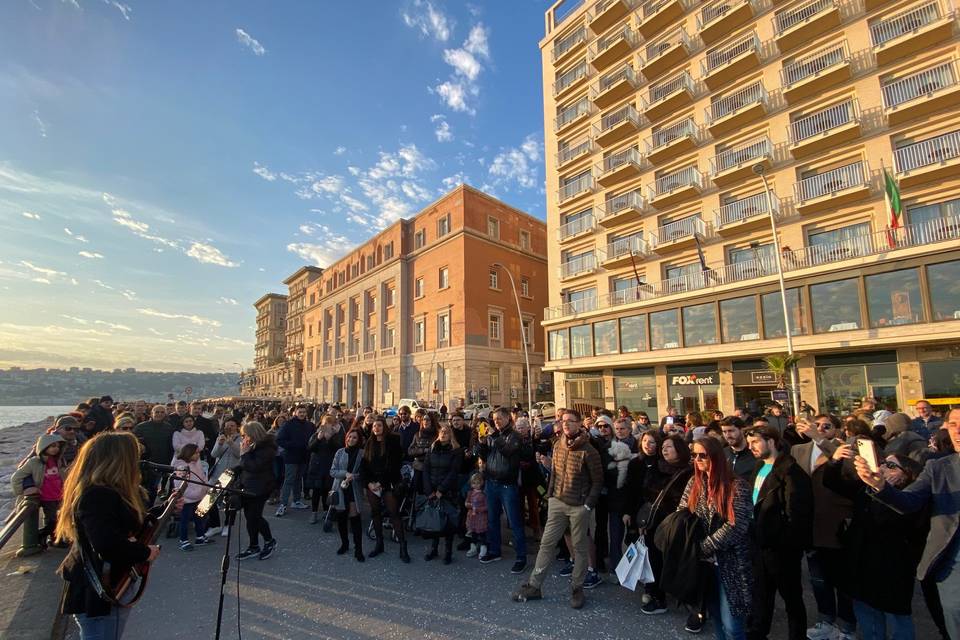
[761, 288, 805, 338]
[811, 279, 862, 333]
[593, 319, 619, 355]
[927, 260, 960, 321]
[720, 296, 759, 342]
[614, 369, 659, 421]
[650, 309, 680, 350]
[865, 268, 924, 328]
[816, 362, 899, 414]
[570, 325, 593, 358]
[667, 366, 720, 415]
[682, 303, 718, 346]
[921, 360, 960, 399]
[548, 329, 569, 360]
[619, 314, 648, 353]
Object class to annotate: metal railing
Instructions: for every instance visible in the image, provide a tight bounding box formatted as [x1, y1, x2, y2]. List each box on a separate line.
[560, 252, 598, 278]
[870, 1, 942, 47]
[605, 234, 655, 260]
[794, 160, 867, 202]
[595, 0, 636, 15]
[558, 212, 597, 240]
[775, 0, 836, 33]
[595, 24, 638, 55]
[554, 61, 589, 96]
[651, 166, 704, 198]
[790, 99, 858, 144]
[601, 286, 658, 307]
[894, 130, 960, 173]
[597, 65, 638, 93]
[648, 118, 696, 151]
[882, 61, 958, 108]
[654, 215, 706, 244]
[709, 82, 766, 121]
[648, 71, 694, 104]
[558, 138, 592, 166]
[642, 0, 677, 18]
[644, 28, 691, 62]
[553, 26, 587, 62]
[715, 191, 780, 226]
[711, 136, 771, 174]
[599, 103, 641, 131]
[781, 42, 848, 86]
[602, 146, 643, 173]
[559, 171, 594, 202]
[599, 189, 646, 219]
[545, 295, 599, 320]
[556, 98, 592, 130]
[703, 32, 759, 73]
[699, 0, 749, 27]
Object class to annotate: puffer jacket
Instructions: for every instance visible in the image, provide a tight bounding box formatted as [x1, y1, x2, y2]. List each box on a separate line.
[408, 428, 436, 472]
[11, 433, 67, 501]
[305, 429, 342, 489]
[423, 442, 462, 498]
[480, 425, 523, 485]
[547, 430, 603, 508]
[237, 436, 278, 498]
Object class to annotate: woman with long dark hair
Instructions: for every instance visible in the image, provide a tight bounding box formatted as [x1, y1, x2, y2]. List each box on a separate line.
[408, 411, 438, 494]
[678, 437, 752, 640]
[422, 423, 463, 564]
[305, 415, 342, 524]
[56, 431, 160, 639]
[331, 428, 366, 561]
[236, 421, 278, 560]
[361, 416, 410, 563]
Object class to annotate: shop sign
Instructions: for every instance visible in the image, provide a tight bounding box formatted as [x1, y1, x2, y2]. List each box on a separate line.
[750, 371, 777, 385]
[671, 373, 716, 385]
[771, 389, 789, 402]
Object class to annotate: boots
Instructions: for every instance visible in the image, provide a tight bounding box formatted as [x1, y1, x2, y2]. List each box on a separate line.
[399, 539, 411, 563]
[425, 538, 439, 561]
[443, 536, 453, 565]
[336, 514, 349, 555]
[369, 518, 384, 558]
[349, 516, 364, 562]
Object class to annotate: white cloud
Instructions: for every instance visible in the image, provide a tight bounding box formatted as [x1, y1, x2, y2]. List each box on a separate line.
[402, 0, 452, 41]
[121, 289, 137, 300]
[92, 279, 114, 290]
[442, 172, 468, 190]
[218, 297, 238, 305]
[434, 81, 473, 114]
[78, 251, 104, 259]
[95, 320, 131, 331]
[186, 241, 239, 268]
[433, 23, 490, 115]
[64, 227, 89, 242]
[488, 133, 542, 190]
[235, 28, 266, 56]
[31, 277, 51, 285]
[443, 48, 482, 81]
[111, 208, 180, 249]
[287, 232, 351, 268]
[252, 162, 277, 181]
[464, 23, 489, 57]
[22, 211, 40, 220]
[339, 193, 368, 212]
[137, 307, 222, 327]
[20, 260, 65, 278]
[32, 110, 47, 138]
[103, 0, 131, 20]
[431, 114, 453, 142]
[334, 146, 347, 156]
[147, 328, 165, 336]
[401, 181, 432, 201]
[61, 315, 88, 325]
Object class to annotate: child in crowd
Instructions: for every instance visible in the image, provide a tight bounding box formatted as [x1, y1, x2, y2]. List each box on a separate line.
[11, 433, 68, 555]
[464, 472, 488, 558]
[174, 443, 211, 551]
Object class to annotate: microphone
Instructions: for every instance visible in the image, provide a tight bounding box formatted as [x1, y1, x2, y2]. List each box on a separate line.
[140, 460, 179, 473]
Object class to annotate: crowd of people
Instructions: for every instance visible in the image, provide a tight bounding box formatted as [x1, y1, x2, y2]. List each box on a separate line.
[8, 393, 959, 640]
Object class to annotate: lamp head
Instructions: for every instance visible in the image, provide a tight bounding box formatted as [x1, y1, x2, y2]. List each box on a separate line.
[752, 164, 766, 176]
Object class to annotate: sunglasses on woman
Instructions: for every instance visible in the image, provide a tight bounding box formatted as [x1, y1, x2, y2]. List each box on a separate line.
[882, 461, 904, 471]
[692, 452, 709, 460]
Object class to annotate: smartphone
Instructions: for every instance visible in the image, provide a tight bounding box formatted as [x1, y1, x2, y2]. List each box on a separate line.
[856, 437, 879, 473]
[666, 416, 674, 425]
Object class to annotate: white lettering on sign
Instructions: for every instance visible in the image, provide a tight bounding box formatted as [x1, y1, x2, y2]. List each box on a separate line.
[671, 374, 716, 385]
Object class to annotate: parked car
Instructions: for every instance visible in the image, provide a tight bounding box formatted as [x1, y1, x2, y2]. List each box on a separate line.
[397, 398, 437, 415]
[531, 401, 556, 419]
[462, 402, 492, 420]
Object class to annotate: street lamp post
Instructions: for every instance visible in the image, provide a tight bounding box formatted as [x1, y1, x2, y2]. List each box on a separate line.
[492, 262, 533, 412]
[753, 164, 801, 415]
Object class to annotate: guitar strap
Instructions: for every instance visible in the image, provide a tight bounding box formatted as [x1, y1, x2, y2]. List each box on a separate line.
[74, 517, 123, 607]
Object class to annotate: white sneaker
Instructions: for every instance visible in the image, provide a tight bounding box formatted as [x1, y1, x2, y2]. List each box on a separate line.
[220, 526, 230, 538]
[275, 504, 286, 517]
[478, 544, 487, 559]
[806, 622, 838, 640]
[466, 543, 479, 557]
[206, 526, 222, 536]
[291, 501, 309, 510]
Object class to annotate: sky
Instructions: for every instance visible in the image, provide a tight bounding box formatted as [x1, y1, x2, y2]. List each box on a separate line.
[0, 0, 553, 373]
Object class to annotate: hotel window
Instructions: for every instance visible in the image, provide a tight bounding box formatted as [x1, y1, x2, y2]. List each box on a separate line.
[519, 230, 531, 250]
[384, 242, 394, 259]
[522, 317, 534, 348]
[619, 314, 648, 353]
[490, 367, 501, 392]
[489, 269, 500, 290]
[385, 286, 395, 308]
[414, 229, 427, 249]
[437, 214, 451, 237]
[866, 269, 924, 328]
[928, 260, 960, 321]
[489, 312, 502, 346]
[811, 279, 862, 333]
[682, 303, 718, 347]
[414, 319, 425, 351]
[415, 277, 424, 299]
[650, 309, 680, 350]
[570, 324, 593, 358]
[383, 326, 395, 349]
[720, 296, 760, 342]
[761, 288, 806, 338]
[549, 329, 569, 360]
[520, 277, 530, 297]
[306, 350, 314, 371]
[908, 198, 960, 225]
[487, 216, 500, 239]
[593, 319, 619, 355]
[439, 266, 449, 289]
[438, 312, 450, 346]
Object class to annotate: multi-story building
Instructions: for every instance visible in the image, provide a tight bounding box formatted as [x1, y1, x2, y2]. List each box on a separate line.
[540, 0, 960, 418]
[281, 266, 324, 398]
[253, 293, 288, 397]
[302, 184, 549, 409]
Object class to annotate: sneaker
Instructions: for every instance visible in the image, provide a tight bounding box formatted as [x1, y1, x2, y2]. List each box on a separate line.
[237, 546, 261, 560]
[179, 540, 194, 552]
[641, 599, 667, 615]
[806, 622, 838, 640]
[479, 552, 502, 564]
[558, 560, 574, 577]
[194, 535, 214, 545]
[640, 593, 652, 605]
[466, 543, 480, 558]
[685, 612, 705, 634]
[259, 538, 277, 560]
[570, 586, 585, 609]
[275, 504, 286, 517]
[220, 526, 230, 538]
[291, 501, 309, 510]
[511, 583, 542, 602]
[511, 559, 527, 574]
[205, 526, 222, 536]
[582, 569, 601, 589]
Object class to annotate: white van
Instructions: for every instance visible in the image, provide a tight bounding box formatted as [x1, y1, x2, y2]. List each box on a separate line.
[397, 398, 437, 414]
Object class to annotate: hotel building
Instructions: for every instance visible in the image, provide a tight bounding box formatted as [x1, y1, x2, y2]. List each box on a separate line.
[302, 184, 549, 409]
[252, 293, 288, 397]
[540, 0, 960, 417]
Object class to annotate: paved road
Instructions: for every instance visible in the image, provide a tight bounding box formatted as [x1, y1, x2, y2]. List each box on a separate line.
[64, 505, 939, 640]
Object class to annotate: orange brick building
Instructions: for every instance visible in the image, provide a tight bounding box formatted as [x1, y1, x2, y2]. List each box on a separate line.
[302, 184, 549, 409]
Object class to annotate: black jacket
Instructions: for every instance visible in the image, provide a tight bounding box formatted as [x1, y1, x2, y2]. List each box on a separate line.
[192, 415, 218, 452]
[58, 487, 151, 618]
[644, 465, 693, 538]
[86, 404, 114, 434]
[360, 434, 405, 490]
[622, 454, 667, 523]
[725, 446, 756, 479]
[276, 417, 315, 465]
[237, 436, 278, 497]
[751, 454, 814, 550]
[423, 443, 462, 498]
[480, 425, 522, 484]
[305, 429, 342, 489]
[653, 509, 705, 606]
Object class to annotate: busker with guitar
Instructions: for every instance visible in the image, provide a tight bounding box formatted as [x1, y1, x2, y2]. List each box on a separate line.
[55, 431, 161, 639]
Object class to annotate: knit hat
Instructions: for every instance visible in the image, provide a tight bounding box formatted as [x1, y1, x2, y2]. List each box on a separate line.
[99, 395, 113, 403]
[55, 415, 80, 429]
[882, 413, 912, 440]
[595, 415, 614, 428]
[35, 433, 65, 456]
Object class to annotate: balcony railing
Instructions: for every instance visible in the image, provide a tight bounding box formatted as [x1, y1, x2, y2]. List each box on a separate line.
[715, 191, 780, 227]
[559, 172, 594, 202]
[602, 146, 644, 173]
[776, 0, 836, 33]
[598, 65, 638, 93]
[894, 130, 960, 173]
[644, 28, 691, 62]
[554, 61, 589, 96]
[648, 71, 694, 104]
[709, 82, 766, 121]
[595, 24, 639, 55]
[560, 252, 598, 278]
[599, 189, 646, 220]
[545, 295, 598, 320]
[558, 213, 597, 240]
[605, 234, 655, 261]
[553, 26, 587, 62]
[595, 0, 637, 14]
[556, 98, 592, 130]
[795, 161, 867, 202]
[700, 0, 740, 25]
[711, 136, 772, 174]
[870, 1, 942, 47]
[882, 61, 958, 108]
[649, 118, 696, 151]
[651, 166, 704, 198]
[781, 42, 848, 86]
[703, 32, 759, 73]
[558, 139, 593, 165]
[654, 215, 706, 244]
[600, 103, 642, 132]
[642, 0, 675, 18]
[790, 99, 858, 144]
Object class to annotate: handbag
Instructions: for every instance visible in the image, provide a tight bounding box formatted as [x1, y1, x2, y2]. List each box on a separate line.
[321, 504, 336, 533]
[413, 495, 457, 534]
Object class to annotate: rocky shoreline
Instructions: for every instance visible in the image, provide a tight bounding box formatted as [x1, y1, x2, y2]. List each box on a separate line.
[0, 418, 55, 520]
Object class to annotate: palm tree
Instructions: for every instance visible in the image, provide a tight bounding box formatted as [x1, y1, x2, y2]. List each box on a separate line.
[763, 353, 803, 390]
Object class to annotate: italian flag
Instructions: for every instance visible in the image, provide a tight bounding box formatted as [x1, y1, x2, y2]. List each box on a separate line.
[884, 168, 902, 248]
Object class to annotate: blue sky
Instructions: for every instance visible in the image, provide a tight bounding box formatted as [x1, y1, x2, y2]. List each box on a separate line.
[0, 0, 550, 372]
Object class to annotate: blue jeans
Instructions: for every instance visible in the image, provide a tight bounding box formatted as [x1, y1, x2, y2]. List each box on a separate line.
[853, 599, 914, 640]
[75, 608, 130, 639]
[707, 564, 746, 640]
[807, 548, 856, 632]
[484, 480, 526, 558]
[179, 500, 205, 542]
[280, 463, 305, 505]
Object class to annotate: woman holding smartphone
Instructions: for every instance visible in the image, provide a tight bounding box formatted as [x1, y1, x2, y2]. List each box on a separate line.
[236, 421, 278, 561]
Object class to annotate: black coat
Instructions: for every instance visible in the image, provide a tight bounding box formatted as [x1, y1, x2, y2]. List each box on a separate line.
[276, 417, 315, 465]
[644, 465, 693, 538]
[622, 454, 667, 523]
[238, 436, 278, 497]
[423, 443, 462, 498]
[360, 434, 405, 490]
[193, 415, 218, 452]
[305, 430, 342, 489]
[653, 509, 705, 606]
[480, 426, 522, 484]
[58, 487, 151, 618]
[750, 454, 814, 550]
